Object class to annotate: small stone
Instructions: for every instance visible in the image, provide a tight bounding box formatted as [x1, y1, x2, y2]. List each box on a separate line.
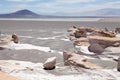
[12, 33, 19, 43]
[43, 57, 56, 70]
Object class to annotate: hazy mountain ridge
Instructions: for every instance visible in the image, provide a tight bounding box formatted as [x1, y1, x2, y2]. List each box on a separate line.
[0, 8, 120, 18]
[81, 8, 120, 16]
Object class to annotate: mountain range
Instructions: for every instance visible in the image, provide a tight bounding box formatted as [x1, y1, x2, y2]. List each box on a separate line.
[81, 8, 120, 17]
[0, 8, 120, 18]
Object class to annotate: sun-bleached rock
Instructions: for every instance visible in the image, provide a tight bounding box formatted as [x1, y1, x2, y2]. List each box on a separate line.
[43, 57, 56, 70]
[88, 43, 104, 54]
[91, 30, 115, 38]
[73, 38, 89, 46]
[63, 51, 102, 69]
[88, 36, 120, 48]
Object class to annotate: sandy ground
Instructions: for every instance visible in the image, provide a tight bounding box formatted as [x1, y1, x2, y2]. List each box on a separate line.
[0, 18, 101, 21]
[98, 18, 120, 22]
[0, 72, 21, 80]
[0, 60, 119, 80]
[0, 18, 120, 80]
[0, 18, 120, 22]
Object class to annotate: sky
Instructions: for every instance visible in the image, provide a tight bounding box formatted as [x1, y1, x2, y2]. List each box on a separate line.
[0, 0, 120, 16]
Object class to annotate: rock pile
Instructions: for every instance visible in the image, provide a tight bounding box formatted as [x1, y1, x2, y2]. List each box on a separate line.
[68, 26, 120, 54]
[68, 26, 120, 72]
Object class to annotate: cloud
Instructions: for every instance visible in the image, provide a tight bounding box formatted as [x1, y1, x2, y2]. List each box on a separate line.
[7, 0, 36, 2]
[2, 0, 120, 16]
[80, 1, 120, 11]
[56, 0, 96, 3]
[104, 1, 120, 8]
[22, 0, 119, 16]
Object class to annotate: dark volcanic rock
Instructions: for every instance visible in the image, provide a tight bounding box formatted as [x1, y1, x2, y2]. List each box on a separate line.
[117, 56, 120, 72]
[88, 43, 104, 54]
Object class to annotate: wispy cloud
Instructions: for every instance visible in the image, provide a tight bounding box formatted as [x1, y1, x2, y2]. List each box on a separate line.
[7, 0, 36, 2]
[56, 0, 96, 3]
[1, 0, 120, 15]
[80, 1, 120, 11]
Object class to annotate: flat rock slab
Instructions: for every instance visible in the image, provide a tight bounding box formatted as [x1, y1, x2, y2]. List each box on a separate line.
[63, 51, 102, 69]
[88, 36, 120, 47]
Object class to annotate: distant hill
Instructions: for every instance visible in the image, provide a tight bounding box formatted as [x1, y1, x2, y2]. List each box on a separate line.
[81, 8, 120, 17]
[0, 9, 41, 18]
[0, 8, 120, 18]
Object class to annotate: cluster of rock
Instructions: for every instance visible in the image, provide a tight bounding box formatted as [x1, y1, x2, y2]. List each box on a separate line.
[68, 26, 120, 72]
[43, 27, 120, 71]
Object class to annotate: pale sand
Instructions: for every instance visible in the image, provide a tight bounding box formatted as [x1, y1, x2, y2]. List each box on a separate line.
[98, 18, 120, 22]
[0, 72, 21, 80]
[1, 18, 120, 22]
[0, 18, 101, 21]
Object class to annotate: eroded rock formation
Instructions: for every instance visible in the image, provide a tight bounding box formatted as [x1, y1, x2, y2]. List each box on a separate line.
[63, 51, 102, 69]
[88, 36, 120, 48]
[68, 26, 116, 39]
[67, 26, 120, 72]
